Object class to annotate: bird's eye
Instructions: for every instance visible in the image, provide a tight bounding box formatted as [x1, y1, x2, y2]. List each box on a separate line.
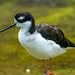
[17, 19, 25, 23]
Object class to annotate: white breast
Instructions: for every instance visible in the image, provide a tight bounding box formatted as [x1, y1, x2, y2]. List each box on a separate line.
[18, 28, 66, 59]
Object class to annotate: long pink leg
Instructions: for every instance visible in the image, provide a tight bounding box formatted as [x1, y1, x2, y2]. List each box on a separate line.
[42, 60, 48, 75]
[49, 58, 54, 75]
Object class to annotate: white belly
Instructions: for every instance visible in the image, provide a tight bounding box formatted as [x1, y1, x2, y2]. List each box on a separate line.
[18, 30, 66, 59]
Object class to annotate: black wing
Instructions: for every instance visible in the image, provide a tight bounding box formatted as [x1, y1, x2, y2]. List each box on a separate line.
[36, 24, 75, 48]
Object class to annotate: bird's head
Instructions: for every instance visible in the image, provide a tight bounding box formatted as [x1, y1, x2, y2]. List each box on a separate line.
[15, 12, 35, 28]
[0, 12, 35, 32]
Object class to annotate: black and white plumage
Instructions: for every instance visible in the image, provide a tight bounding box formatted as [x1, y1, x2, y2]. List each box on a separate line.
[15, 12, 75, 48]
[0, 12, 75, 75]
[14, 12, 75, 59]
[0, 12, 75, 59]
[36, 23, 75, 48]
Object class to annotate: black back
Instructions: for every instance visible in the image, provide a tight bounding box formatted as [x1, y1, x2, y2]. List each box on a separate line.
[36, 24, 75, 48]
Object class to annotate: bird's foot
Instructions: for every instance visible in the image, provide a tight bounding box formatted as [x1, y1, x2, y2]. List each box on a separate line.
[49, 72, 54, 75]
[44, 71, 48, 75]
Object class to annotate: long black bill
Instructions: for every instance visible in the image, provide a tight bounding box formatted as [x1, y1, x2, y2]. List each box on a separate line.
[0, 23, 16, 33]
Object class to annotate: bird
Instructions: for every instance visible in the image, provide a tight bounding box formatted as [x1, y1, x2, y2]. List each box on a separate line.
[0, 12, 75, 75]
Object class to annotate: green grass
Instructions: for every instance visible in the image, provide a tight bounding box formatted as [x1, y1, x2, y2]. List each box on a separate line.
[0, 1, 75, 75]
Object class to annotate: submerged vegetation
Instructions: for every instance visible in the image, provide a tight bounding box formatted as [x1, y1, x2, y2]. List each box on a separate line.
[0, 1, 75, 75]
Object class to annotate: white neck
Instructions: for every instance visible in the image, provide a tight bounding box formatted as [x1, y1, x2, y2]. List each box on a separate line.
[20, 27, 30, 34]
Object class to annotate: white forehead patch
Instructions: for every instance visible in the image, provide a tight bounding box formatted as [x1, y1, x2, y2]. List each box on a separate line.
[18, 16, 25, 20]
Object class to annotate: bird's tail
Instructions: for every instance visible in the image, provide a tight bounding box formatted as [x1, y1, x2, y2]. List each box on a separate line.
[66, 38, 75, 48]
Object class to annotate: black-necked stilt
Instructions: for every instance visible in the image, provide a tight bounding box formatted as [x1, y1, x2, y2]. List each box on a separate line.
[0, 12, 75, 75]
